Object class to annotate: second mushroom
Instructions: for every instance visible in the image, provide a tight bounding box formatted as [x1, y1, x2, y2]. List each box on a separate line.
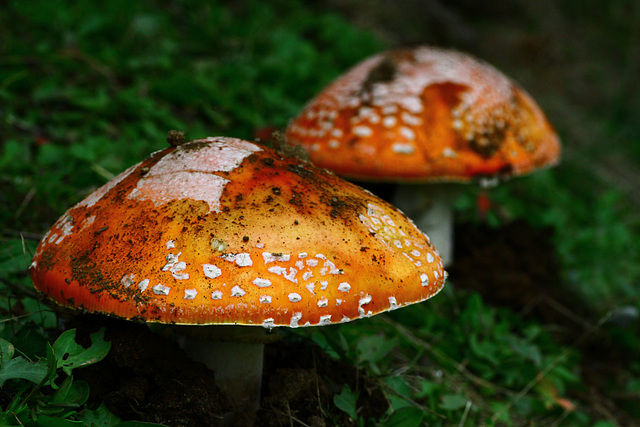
[286, 46, 561, 265]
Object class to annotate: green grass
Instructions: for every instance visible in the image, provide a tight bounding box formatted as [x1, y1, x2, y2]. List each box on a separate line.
[2, 0, 640, 425]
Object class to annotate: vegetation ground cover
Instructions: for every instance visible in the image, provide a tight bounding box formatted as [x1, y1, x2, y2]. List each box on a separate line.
[1, 1, 639, 425]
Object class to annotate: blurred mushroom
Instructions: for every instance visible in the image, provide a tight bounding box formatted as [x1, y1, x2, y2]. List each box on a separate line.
[286, 46, 561, 265]
[30, 136, 447, 424]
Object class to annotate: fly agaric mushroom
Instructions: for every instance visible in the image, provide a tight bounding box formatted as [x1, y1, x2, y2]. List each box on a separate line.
[286, 46, 561, 265]
[30, 136, 446, 424]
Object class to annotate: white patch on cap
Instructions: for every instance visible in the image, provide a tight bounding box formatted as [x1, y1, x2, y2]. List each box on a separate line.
[336, 299, 343, 306]
[382, 116, 397, 128]
[442, 147, 457, 158]
[392, 143, 415, 154]
[127, 138, 261, 213]
[410, 249, 421, 257]
[298, 252, 308, 259]
[221, 252, 253, 267]
[318, 298, 329, 307]
[420, 273, 429, 286]
[328, 140, 340, 149]
[284, 268, 298, 283]
[268, 266, 287, 275]
[253, 278, 272, 288]
[306, 283, 315, 295]
[358, 294, 373, 318]
[320, 281, 328, 290]
[166, 240, 176, 250]
[389, 296, 399, 310]
[78, 163, 138, 208]
[302, 271, 313, 281]
[353, 125, 373, 137]
[288, 293, 302, 302]
[231, 285, 246, 297]
[427, 253, 435, 263]
[152, 284, 171, 295]
[184, 289, 197, 300]
[30, 261, 37, 269]
[259, 295, 272, 304]
[121, 274, 135, 288]
[263, 252, 291, 264]
[262, 318, 275, 329]
[338, 282, 351, 292]
[211, 290, 223, 300]
[256, 242, 265, 248]
[290, 312, 302, 328]
[318, 315, 332, 325]
[306, 259, 319, 267]
[203, 264, 222, 279]
[340, 315, 350, 323]
[138, 279, 150, 292]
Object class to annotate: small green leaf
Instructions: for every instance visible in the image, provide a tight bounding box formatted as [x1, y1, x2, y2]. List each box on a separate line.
[36, 414, 85, 426]
[356, 334, 398, 366]
[439, 393, 468, 410]
[0, 355, 49, 386]
[50, 376, 90, 407]
[383, 407, 424, 427]
[78, 402, 122, 426]
[333, 384, 359, 420]
[0, 338, 16, 364]
[52, 329, 111, 376]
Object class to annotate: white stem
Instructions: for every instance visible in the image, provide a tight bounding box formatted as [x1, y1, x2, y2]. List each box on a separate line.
[393, 183, 458, 267]
[178, 325, 277, 426]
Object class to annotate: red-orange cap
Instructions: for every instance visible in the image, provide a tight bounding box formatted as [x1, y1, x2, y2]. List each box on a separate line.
[30, 137, 446, 328]
[286, 46, 561, 183]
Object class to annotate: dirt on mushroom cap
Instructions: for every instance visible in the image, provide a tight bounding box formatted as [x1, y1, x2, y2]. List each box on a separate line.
[30, 137, 446, 328]
[285, 46, 561, 183]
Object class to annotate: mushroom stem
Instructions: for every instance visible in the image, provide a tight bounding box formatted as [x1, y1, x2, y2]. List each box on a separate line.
[393, 183, 459, 267]
[178, 325, 278, 426]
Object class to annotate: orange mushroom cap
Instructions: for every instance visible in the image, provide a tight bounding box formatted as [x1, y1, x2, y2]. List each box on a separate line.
[30, 137, 446, 328]
[286, 46, 561, 183]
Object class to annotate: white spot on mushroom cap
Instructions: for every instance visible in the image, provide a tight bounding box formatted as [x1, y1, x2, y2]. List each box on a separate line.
[392, 143, 415, 154]
[420, 273, 430, 287]
[318, 298, 329, 307]
[353, 125, 373, 137]
[127, 138, 261, 213]
[290, 312, 302, 328]
[427, 253, 435, 263]
[203, 264, 222, 279]
[121, 274, 135, 288]
[263, 252, 291, 264]
[319, 315, 332, 325]
[338, 282, 351, 292]
[389, 296, 399, 310]
[211, 290, 223, 300]
[166, 240, 176, 250]
[184, 289, 198, 300]
[153, 284, 171, 295]
[253, 278, 272, 288]
[138, 279, 150, 292]
[262, 318, 275, 329]
[268, 266, 287, 275]
[288, 293, 302, 302]
[260, 295, 272, 303]
[221, 252, 253, 267]
[231, 285, 246, 297]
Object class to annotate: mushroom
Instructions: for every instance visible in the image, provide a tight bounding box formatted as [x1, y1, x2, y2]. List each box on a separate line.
[30, 136, 447, 424]
[286, 46, 561, 265]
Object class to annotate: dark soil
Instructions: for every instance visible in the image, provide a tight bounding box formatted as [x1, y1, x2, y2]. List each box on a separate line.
[70, 315, 386, 427]
[63, 219, 637, 426]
